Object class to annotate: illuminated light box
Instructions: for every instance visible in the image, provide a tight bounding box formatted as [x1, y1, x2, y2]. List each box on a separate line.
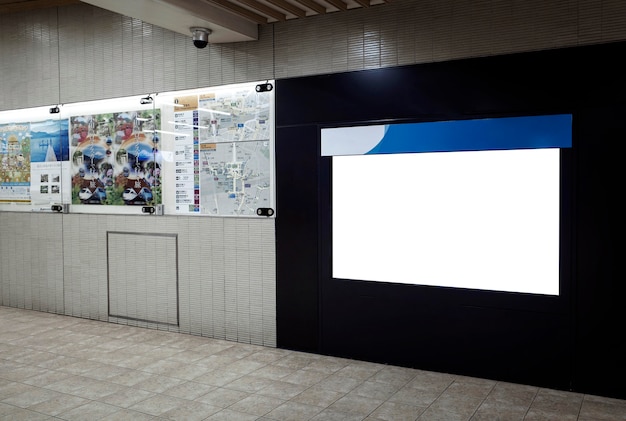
[321, 114, 572, 296]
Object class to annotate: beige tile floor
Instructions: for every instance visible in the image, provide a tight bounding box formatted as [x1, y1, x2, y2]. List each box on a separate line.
[1, 306, 626, 421]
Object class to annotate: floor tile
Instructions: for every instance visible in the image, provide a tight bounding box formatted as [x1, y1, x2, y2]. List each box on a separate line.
[26, 392, 89, 416]
[57, 401, 122, 421]
[193, 368, 245, 387]
[204, 407, 259, 420]
[161, 380, 216, 400]
[133, 374, 187, 393]
[256, 379, 309, 400]
[291, 385, 345, 408]
[310, 408, 365, 421]
[98, 408, 156, 420]
[266, 400, 324, 420]
[329, 393, 385, 417]
[2, 306, 626, 421]
[127, 393, 188, 416]
[100, 386, 155, 408]
[194, 386, 250, 407]
[1, 386, 60, 408]
[228, 393, 286, 417]
[579, 394, 626, 420]
[159, 400, 222, 420]
[366, 400, 426, 421]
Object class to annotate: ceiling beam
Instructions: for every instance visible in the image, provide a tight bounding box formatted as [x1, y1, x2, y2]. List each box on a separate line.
[292, 0, 325, 15]
[324, 0, 348, 11]
[208, 0, 268, 24]
[0, 0, 80, 14]
[266, 0, 306, 18]
[236, 0, 286, 21]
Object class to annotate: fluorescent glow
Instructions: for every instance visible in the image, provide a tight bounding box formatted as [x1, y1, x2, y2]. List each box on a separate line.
[197, 108, 231, 115]
[332, 148, 560, 295]
[157, 101, 185, 108]
[60, 96, 153, 117]
[167, 121, 208, 129]
[143, 129, 189, 137]
[0, 106, 51, 123]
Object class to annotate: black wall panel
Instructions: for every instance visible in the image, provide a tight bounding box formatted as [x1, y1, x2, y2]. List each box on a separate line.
[275, 42, 624, 398]
[275, 125, 320, 352]
[571, 106, 625, 398]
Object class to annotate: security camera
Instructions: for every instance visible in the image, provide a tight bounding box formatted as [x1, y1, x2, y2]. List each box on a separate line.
[190, 27, 211, 49]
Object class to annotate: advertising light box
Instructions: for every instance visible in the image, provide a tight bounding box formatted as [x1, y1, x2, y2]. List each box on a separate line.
[322, 115, 572, 295]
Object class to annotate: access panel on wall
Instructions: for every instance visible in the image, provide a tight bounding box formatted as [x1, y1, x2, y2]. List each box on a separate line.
[0, 81, 275, 217]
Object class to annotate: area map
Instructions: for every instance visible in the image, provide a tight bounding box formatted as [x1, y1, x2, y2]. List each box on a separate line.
[199, 140, 271, 215]
[194, 86, 273, 216]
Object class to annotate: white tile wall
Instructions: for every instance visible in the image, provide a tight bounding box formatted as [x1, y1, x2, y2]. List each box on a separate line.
[0, 212, 276, 346]
[272, 0, 626, 76]
[0, 212, 64, 313]
[5, 0, 626, 111]
[2, 0, 626, 347]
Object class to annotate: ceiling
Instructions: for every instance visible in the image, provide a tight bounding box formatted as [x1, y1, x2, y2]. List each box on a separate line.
[0, 0, 392, 43]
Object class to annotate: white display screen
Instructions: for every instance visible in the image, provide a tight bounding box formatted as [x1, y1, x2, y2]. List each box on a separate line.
[323, 115, 571, 296]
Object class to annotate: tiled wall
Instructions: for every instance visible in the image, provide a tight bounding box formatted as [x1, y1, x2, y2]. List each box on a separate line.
[2, 0, 626, 347]
[0, 213, 64, 314]
[4, 0, 626, 111]
[0, 212, 276, 347]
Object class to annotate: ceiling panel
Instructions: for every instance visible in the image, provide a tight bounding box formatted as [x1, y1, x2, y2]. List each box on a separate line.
[1, 0, 392, 43]
[0, 0, 81, 13]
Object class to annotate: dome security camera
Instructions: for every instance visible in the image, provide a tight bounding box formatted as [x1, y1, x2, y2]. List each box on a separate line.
[190, 27, 211, 49]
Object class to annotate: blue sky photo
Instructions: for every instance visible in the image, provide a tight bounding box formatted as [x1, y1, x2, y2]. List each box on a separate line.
[30, 119, 70, 162]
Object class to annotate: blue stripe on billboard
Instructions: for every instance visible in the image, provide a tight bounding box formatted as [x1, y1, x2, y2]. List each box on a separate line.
[365, 114, 572, 155]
